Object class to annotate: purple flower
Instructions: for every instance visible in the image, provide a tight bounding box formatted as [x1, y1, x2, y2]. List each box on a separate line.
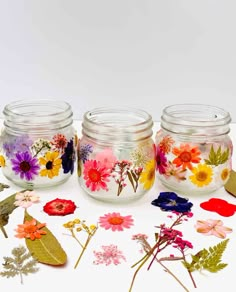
[3, 141, 16, 158]
[151, 192, 193, 213]
[61, 139, 75, 174]
[156, 146, 167, 174]
[79, 144, 93, 163]
[14, 135, 33, 153]
[11, 151, 40, 181]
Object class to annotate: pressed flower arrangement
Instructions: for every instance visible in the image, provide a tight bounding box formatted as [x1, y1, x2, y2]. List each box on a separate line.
[156, 104, 233, 195]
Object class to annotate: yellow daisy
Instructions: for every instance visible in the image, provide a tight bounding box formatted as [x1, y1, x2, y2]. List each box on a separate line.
[139, 159, 156, 190]
[0, 155, 6, 167]
[220, 168, 230, 181]
[39, 151, 62, 179]
[189, 163, 213, 187]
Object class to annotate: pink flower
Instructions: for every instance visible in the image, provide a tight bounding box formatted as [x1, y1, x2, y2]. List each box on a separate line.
[164, 161, 187, 182]
[83, 160, 111, 191]
[14, 190, 40, 208]
[93, 244, 126, 265]
[195, 219, 232, 238]
[95, 148, 117, 169]
[99, 212, 134, 231]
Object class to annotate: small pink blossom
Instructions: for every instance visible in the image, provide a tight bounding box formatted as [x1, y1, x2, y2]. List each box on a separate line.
[195, 219, 233, 238]
[95, 148, 117, 169]
[14, 190, 40, 208]
[93, 244, 126, 265]
[99, 212, 134, 231]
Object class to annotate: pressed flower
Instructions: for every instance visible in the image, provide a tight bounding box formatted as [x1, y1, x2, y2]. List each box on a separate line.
[220, 167, 230, 181]
[43, 198, 77, 216]
[189, 164, 213, 187]
[0, 155, 6, 167]
[61, 139, 75, 174]
[95, 148, 116, 169]
[164, 161, 187, 182]
[11, 151, 40, 181]
[51, 134, 68, 151]
[79, 144, 93, 163]
[200, 198, 236, 217]
[159, 135, 175, 154]
[99, 212, 134, 231]
[172, 144, 201, 170]
[15, 219, 47, 240]
[111, 160, 132, 196]
[155, 146, 167, 174]
[31, 138, 51, 156]
[195, 219, 232, 238]
[39, 151, 62, 178]
[83, 159, 111, 191]
[13, 135, 33, 153]
[130, 147, 149, 167]
[139, 159, 155, 190]
[14, 190, 40, 208]
[93, 244, 126, 265]
[151, 192, 193, 213]
[3, 141, 16, 158]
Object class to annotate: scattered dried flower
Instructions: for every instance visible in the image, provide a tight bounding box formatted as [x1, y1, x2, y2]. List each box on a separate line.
[43, 198, 77, 216]
[93, 244, 126, 265]
[195, 219, 232, 238]
[99, 212, 134, 231]
[14, 190, 40, 208]
[15, 219, 47, 240]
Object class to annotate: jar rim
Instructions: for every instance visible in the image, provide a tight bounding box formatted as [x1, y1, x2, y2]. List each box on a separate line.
[83, 106, 152, 128]
[3, 99, 72, 118]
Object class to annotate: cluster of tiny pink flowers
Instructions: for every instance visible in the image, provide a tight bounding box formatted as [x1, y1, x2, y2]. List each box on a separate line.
[93, 244, 126, 266]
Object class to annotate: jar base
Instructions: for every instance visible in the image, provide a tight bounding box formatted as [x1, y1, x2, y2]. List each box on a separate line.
[2, 174, 71, 190]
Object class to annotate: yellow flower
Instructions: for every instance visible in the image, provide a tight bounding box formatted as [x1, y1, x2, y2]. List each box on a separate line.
[221, 168, 230, 181]
[39, 151, 62, 179]
[0, 155, 6, 167]
[139, 159, 155, 190]
[189, 164, 213, 187]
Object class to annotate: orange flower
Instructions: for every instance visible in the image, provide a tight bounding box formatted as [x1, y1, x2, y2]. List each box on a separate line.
[172, 143, 201, 170]
[15, 219, 47, 240]
[159, 135, 174, 154]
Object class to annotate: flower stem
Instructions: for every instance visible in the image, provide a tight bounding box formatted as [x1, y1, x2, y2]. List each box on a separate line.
[0, 226, 8, 238]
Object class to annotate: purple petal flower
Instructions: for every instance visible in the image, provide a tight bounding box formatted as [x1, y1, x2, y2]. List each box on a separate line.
[156, 146, 167, 174]
[11, 151, 40, 181]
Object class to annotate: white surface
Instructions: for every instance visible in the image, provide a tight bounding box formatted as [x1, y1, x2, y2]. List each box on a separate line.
[1, 1, 236, 121]
[0, 120, 236, 292]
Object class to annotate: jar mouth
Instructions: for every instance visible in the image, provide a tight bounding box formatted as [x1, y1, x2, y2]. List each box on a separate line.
[3, 99, 73, 134]
[161, 104, 231, 135]
[82, 106, 153, 143]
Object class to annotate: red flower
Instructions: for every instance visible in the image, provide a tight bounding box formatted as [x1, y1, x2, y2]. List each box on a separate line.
[43, 198, 77, 216]
[200, 198, 236, 217]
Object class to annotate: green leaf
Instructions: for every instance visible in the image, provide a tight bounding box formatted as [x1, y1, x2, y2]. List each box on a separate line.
[224, 170, 236, 197]
[183, 239, 229, 273]
[0, 183, 10, 192]
[0, 192, 19, 238]
[24, 211, 67, 266]
[204, 145, 230, 166]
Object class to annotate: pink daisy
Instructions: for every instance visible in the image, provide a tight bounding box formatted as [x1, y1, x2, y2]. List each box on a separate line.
[83, 160, 111, 191]
[95, 148, 117, 169]
[99, 212, 134, 231]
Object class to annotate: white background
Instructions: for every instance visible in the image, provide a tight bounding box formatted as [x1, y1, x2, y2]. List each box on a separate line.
[0, 0, 236, 121]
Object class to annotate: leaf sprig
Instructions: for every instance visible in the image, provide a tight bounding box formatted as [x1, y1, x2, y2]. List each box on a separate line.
[183, 239, 229, 273]
[204, 145, 229, 166]
[0, 245, 39, 284]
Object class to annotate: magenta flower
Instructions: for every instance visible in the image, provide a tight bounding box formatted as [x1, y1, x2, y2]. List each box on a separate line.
[156, 146, 167, 174]
[83, 160, 111, 191]
[195, 219, 232, 238]
[99, 212, 134, 231]
[11, 151, 40, 181]
[93, 244, 126, 265]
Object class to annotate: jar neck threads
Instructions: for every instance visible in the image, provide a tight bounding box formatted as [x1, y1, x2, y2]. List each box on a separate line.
[161, 104, 231, 136]
[82, 107, 153, 143]
[3, 99, 73, 135]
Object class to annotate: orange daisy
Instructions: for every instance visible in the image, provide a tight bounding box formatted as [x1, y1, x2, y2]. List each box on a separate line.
[172, 143, 201, 170]
[159, 135, 175, 154]
[15, 219, 47, 240]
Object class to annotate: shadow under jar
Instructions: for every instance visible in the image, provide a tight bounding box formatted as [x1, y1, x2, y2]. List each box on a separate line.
[0, 99, 76, 189]
[78, 107, 156, 203]
[155, 104, 233, 195]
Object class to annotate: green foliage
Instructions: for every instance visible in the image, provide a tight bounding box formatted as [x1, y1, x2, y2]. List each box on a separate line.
[0, 183, 9, 192]
[183, 239, 229, 273]
[0, 192, 19, 238]
[0, 245, 39, 284]
[224, 170, 236, 197]
[204, 145, 229, 166]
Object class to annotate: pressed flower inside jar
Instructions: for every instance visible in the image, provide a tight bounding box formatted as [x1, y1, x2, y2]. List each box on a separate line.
[78, 107, 156, 203]
[155, 104, 233, 195]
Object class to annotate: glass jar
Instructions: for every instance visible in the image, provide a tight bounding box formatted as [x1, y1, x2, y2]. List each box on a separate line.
[78, 107, 156, 203]
[155, 104, 233, 195]
[0, 99, 76, 188]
